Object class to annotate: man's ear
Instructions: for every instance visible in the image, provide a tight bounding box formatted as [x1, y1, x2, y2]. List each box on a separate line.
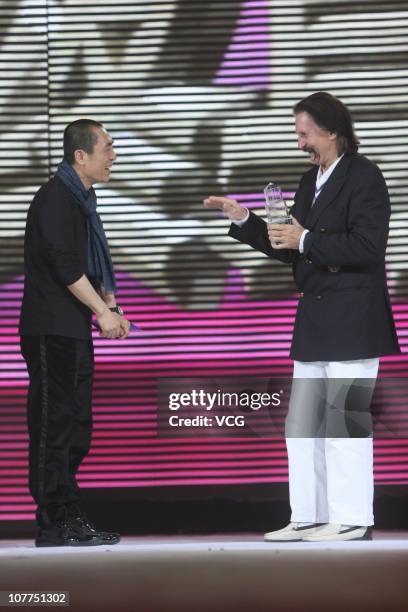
[74, 148, 87, 166]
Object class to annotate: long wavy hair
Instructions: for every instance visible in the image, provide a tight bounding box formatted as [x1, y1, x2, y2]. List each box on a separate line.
[294, 92, 359, 155]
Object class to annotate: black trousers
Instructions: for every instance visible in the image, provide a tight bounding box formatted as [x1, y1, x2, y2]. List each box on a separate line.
[20, 335, 94, 528]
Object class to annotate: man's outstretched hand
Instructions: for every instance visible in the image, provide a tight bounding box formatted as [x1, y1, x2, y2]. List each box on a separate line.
[203, 196, 247, 222]
[204, 195, 305, 250]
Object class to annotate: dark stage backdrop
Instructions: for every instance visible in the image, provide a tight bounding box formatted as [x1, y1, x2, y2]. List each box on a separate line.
[0, 0, 408, 520]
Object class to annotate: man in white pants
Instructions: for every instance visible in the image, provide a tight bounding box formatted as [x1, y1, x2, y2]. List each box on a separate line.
[204, 92, 400, 541]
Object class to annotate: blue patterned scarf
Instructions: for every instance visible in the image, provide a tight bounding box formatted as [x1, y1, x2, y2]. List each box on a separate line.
[56, 160, 116, 293]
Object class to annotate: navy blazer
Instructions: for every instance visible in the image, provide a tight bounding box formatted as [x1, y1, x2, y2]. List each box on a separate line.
[229, 153, 400, 361]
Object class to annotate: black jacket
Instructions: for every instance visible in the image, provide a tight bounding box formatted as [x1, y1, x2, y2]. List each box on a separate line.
[229, 153, 400, 361]
[19, 176, 92, 339]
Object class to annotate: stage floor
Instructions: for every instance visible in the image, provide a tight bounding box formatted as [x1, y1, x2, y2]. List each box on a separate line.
[1, 534, 408, 611]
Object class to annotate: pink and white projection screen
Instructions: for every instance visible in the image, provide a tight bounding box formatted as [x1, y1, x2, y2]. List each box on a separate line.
[1, 1, 408, 520]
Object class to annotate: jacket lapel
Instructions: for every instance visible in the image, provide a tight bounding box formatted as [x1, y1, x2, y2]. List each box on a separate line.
[305, 155, 353, 228]
[293, 169, 317, 225]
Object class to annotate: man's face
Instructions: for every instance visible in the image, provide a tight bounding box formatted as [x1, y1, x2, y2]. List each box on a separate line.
[295, 111, 337, 167]
[80, 127, 117, 185]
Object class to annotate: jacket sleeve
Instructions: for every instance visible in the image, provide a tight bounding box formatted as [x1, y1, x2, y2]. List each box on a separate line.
[37, 192, 85, 286]
[228, 210, 297, 264]
[303, 164, 390, 268]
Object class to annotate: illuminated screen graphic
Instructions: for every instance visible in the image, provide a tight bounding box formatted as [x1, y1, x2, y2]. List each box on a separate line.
[1, 1, 408, 520]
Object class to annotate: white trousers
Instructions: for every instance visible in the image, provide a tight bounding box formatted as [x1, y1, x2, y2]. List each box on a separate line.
[286, 358, 379, 526]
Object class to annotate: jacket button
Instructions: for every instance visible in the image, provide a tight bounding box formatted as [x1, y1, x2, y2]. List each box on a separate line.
[316, 295, 322, 300]
[320, 228, 326, 232]
[305, 257, 312, 264]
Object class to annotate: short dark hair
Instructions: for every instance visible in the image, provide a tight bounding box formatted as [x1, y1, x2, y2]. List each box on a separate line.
[63, 119, 104, 164]
[293, 92, 359, 155]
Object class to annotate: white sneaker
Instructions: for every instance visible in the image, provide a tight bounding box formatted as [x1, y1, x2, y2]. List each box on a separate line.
[264, 522, 324, 542]
[302, 523, 372, 542]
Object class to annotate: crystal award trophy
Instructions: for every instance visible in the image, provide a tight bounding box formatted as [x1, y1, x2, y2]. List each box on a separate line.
[264, 182, 291, 247]
[264, 182, 291, 224]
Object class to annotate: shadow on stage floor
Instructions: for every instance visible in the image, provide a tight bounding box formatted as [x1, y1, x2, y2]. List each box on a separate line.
[1, 533, 408, 612]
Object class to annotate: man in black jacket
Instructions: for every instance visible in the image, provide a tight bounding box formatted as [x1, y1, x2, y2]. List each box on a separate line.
[20, 119, 130, 546]
[204, 92, 400, 541]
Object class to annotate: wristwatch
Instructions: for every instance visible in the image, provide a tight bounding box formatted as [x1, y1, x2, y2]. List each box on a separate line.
[109, 306, 124, 316]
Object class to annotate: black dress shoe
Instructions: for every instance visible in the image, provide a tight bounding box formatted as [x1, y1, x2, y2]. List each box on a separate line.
[71, 515, 121, 545]
[35, 520, 104, 547]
